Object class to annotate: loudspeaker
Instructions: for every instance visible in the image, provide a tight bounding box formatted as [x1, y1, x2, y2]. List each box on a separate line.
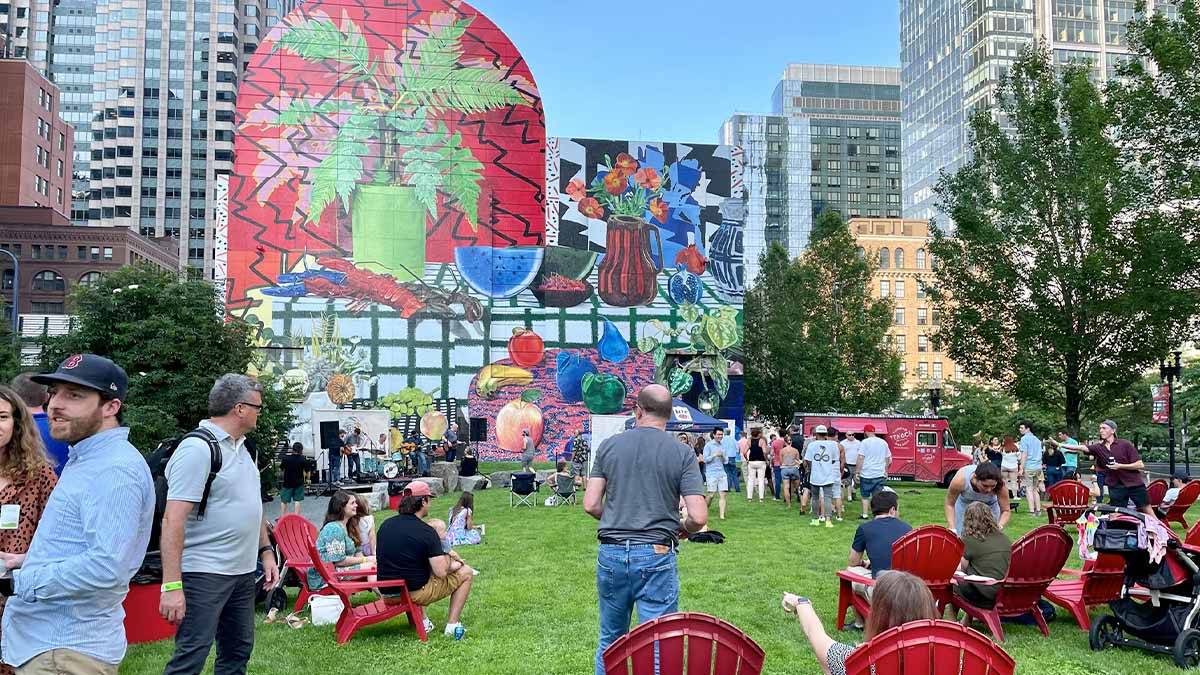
[469, 417, 487, 442]
[319, 421, 340, 449]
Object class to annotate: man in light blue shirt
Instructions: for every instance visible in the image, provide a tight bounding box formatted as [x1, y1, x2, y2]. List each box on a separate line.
[703, 429, 730, 520]
[1, 354, 154, 673]
[1018, 421, 1044, 516]
[723, 430, 742, 494]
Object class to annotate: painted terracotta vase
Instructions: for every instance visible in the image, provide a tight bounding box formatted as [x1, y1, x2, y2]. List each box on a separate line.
[596, 215, 663, 307]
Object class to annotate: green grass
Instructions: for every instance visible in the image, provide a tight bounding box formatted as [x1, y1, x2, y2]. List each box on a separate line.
[123, 483, 1170, 674]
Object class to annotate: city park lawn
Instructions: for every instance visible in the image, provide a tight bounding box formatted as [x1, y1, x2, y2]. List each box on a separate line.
[123, 474, 1167, 675]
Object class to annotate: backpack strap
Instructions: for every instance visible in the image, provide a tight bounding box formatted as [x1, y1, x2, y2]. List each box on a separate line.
[183, 428, 222, 520]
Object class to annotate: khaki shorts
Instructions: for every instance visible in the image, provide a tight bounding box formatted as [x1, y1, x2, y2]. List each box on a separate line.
[18, 649, 118, 675]
[847, 565, 874, 600]
[407, 569, 468, 606]
[1022, 469, 1045, 491]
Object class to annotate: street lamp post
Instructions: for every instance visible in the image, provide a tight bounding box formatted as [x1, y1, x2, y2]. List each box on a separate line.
[1160, 350, 1183, 475]
[0, 247, 18, 339]
[928, 382, 942, 417]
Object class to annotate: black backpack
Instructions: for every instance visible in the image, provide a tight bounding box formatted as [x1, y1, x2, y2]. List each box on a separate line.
[146, 428, 222, 552]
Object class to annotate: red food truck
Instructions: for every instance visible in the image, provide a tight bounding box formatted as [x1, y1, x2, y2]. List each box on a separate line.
[791, 413, 971, 487]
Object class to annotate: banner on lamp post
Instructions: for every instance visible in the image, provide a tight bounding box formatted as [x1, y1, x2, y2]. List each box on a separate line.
[1152, 384, 1170, 425]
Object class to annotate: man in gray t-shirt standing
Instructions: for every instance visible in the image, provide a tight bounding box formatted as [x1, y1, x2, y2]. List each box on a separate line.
[584, 385, 706, 675]
[161, 374, 279, 675]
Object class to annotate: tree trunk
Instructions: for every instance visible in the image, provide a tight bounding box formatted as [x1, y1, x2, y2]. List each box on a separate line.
[1064, 354, 1082, 437]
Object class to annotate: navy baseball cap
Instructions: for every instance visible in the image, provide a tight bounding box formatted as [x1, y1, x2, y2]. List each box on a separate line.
[32, 353, 128, 400]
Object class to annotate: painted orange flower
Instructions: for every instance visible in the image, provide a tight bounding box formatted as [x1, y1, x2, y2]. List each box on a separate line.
[648, 198, 668, 224]
[578, 197, 604, 219]
[603, 170, 627, 196]
[614, 152, 638, 177]
[566, 178, 587, 202]
[635, 167, 661, 190]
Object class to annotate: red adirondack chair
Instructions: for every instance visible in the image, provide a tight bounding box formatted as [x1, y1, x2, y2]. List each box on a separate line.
[843, 620, 1015, 675]
[1043, 552, 1125, 630]
[1045, 480, 1091, 525]
[1148, 479, 1169, 508]
[304, 528, 427, 644]
[601, 612, 765, 675]
[951, 524, 1072, 643]
[1158, 481, 1200, 529]
[274, 514, 377, 613]
[836, 525, 964, 629]
[1185, 520, 1200, 547]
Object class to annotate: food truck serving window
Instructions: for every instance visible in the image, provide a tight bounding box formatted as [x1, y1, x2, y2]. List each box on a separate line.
[917, 431, 938, 446]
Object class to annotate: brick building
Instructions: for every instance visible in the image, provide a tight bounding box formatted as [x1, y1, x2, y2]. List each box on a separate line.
[0, 58, 72, 216]
[0, 206, 179, 316]
[849, 217, 963, 391]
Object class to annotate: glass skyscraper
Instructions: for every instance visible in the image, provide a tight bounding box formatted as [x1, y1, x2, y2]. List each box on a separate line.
[723, 63, 902, 285]
[901, 0, 1178, 223]
[83, 0, 295, 278]
[48, 0, 95, 225]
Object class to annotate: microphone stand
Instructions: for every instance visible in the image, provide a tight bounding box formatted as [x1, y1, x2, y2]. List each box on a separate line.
[319, 448, 338, 497]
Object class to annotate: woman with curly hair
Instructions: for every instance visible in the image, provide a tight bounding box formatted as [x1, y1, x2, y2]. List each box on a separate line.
[0, 385, 57, 675]
[954, 501, 1012, 614]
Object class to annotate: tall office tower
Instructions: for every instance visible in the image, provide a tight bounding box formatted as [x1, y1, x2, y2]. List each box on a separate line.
[0, 0, 54, 71]
[84, 0, 296, 279]
[719, 113, 812, 288]
[722, 64, 902, 285]
[901, 0, 1178, 223]
[48, 0, 95, 225]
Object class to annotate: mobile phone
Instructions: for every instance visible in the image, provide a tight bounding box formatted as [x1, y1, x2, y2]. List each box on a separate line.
[0, 575, 12, 597]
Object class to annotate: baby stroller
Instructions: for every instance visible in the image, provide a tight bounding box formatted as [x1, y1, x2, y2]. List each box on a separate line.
[1087, 504, 1200, 668]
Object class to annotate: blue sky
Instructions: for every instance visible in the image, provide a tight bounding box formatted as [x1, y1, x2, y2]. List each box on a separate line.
[471, 0, 902, 144]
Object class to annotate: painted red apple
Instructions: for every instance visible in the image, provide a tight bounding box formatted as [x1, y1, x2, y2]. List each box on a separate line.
[508, 327, 545, 367]
[495, 400, 544, 452]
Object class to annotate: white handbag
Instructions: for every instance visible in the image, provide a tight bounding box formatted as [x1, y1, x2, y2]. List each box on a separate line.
[309, 593, 344, 626]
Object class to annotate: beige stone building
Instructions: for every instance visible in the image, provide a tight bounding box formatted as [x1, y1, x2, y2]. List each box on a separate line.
[849, 217, 962, 392]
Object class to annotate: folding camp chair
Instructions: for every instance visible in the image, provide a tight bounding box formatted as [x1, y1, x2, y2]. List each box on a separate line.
[510, 472, 539, 507]
[551, 474, 577, 505]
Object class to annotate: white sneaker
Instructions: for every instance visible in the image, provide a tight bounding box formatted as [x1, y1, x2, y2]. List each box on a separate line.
[422, 617, 435, 634]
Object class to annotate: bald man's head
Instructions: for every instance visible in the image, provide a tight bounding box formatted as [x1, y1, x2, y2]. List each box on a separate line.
[636, 384, 672, 420]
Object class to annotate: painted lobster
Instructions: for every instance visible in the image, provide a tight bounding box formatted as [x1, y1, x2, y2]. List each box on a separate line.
[263, 257, 485, 322]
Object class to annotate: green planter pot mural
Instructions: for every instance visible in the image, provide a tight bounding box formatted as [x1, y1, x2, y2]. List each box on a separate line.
[351, 184, 426, 281]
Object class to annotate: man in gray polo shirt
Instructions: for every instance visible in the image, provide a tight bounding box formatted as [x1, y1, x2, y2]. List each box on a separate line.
[160, 374, 278, 675]
[584, 384, 707, 675]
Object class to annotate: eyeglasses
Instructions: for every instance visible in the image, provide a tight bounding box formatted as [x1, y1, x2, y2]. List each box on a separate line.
[238, 401, 263, 410]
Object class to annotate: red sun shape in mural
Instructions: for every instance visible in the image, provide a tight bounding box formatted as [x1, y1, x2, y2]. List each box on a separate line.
[226, 0, 546, 311]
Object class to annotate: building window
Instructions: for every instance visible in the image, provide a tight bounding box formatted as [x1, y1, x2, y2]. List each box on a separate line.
[895, 280, 905, 298]
[894, 248, 904, 268]
[918, 308, 928, 325]
[32, 270, 66, 292]
[103, 247, 114, 260]
[880, 280, 890, 297]
[894, 334, 906, 353]
[855, 246, 865, 260]
[31, 301, 65, 314]
[917, 283, 926, 299]
[90, 247, 100, 260]
[932, 309, 942, 326]
[918, 335, 929, 352]
[955, 364, 964, 380]
[1, 269, 12, 291]
[918, 362, 929, 379]
[933, 362, 943, 380]
[893, 308, 905, 325]
[878, 247, 889, 269]
[916, 248, 926, 269]
[79, 271, 104, 287]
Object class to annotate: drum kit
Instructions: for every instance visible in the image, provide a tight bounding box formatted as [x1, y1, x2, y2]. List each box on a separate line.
[381, 441, 421, 479]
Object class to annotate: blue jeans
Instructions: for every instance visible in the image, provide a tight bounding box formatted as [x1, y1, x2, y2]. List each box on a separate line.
[328, 453, 341, 482]
[595, 542, 679, 675]
[773, 466, 782, 499]
[724, 462, 741, 493]
[417, 450, 430, 476]
[1096, 471, 1107, 498]
[1045, 466, 1063, 488]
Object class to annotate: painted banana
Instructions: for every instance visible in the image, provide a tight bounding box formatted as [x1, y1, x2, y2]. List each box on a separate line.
[476, 364, 534, 398]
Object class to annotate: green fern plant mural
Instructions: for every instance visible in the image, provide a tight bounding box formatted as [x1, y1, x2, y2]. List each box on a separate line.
[269, 15, 531, 229]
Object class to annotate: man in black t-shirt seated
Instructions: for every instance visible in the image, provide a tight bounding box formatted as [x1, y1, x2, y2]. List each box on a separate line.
[844, 490, 912, 626]
[377, 481, 474, 639]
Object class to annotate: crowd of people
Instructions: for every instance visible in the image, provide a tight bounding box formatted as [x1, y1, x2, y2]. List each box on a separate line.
[0, 348, 1183, 674]
[682, 421, 891, 525]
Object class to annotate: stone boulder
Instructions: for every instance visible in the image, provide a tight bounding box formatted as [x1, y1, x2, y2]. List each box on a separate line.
[488, 470, 514, 488]
[429, 461, 460, 492]
[410, 477, 445, 496]
[535, 469, 554, 484]
[460, 475, 490, 492]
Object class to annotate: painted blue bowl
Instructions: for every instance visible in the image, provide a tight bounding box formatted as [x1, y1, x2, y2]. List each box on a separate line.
[454, 246, 545, 299]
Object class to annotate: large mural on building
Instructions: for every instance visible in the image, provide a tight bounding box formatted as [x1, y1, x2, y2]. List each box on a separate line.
[226, 0, 744, 460]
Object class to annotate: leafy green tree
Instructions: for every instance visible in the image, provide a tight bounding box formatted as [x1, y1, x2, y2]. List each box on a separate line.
[0, 327, 21, 385]
[938, 382, 1019, 446]
[745, 212, 902, 430]
[928, 45, 1198, 436]
[40, 264, 258, 451]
